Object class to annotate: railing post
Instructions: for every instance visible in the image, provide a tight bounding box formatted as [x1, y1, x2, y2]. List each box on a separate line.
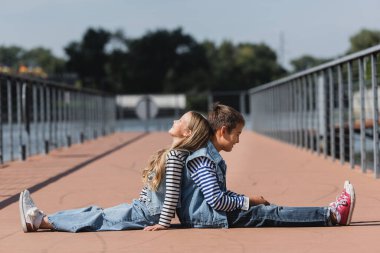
[338, 64, 344, 164]
[328, 68, 335, 161]
[292, 81, 297, 146]
[308, 75, 314, 152]
[46, 85, 51, 154]
[66, 90, 72, 147]
[33, 83, 38, 155]
[303, 77, 309, 150]
[371, 54, 379, 178]
[359, 57, 367, 173]
[52, 87, 57, 149]
[314, 73, 321, 156]
[347, 61, 354, 169]
[39, 85, 45, 154]
[286, 83, 291, 143]
[323, 71, 328, 158]
[16, 81, 24, 160]
[296, 80, 301, 147]
[58, 89, 63, 147]
[0, 78, 3, 164]
[239, 92, 245, 115]
[7, 79, 14, 161]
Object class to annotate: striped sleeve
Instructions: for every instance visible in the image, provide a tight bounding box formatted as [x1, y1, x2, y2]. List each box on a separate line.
[187, 156, 245, 212]
[139, 186, 148, 202]
[158, 150, 187, 227]
[226, 190, 244, 197]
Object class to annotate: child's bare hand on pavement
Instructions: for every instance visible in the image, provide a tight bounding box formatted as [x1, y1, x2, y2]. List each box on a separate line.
[249, 195, 270, 206]
[143, 224, 167, 231]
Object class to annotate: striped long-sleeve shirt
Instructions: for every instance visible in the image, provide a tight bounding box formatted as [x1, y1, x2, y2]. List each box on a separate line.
[139, 150, 187, 227]
[187, 156, 248, 212]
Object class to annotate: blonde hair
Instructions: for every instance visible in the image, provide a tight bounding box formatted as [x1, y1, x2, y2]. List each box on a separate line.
[142, 111, 211, 191]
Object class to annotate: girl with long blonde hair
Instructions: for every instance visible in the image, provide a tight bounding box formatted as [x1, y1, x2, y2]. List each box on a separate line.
[19, 111, 211, 232]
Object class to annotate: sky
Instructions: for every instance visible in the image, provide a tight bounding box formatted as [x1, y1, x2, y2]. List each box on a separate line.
[1, 0, 380, 70]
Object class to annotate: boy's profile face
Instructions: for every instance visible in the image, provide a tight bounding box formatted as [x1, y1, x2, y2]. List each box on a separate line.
[216, 123, 244, 152]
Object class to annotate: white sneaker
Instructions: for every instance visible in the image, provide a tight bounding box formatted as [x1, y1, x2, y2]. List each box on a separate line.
[19, 190, 45, 232]
[344, 181, 356, 224]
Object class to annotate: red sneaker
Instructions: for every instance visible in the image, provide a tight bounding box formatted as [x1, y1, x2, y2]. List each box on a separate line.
[329, 181, 355, 225]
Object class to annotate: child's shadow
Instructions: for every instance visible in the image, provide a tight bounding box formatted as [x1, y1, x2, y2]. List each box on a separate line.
[350, 221, 380, 226]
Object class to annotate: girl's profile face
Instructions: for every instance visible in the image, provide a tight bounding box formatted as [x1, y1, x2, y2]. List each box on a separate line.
[168, 112, 192, 138]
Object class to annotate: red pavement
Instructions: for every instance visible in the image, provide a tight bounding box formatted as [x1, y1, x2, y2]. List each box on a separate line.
[1, 131, 380, 253]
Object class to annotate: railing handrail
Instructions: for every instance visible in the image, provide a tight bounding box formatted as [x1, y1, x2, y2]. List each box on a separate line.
[249, 43, 380, 94]
[0, 72, 117, 163]
[249, 44, 380, 178]
[0, 72, 112, 96]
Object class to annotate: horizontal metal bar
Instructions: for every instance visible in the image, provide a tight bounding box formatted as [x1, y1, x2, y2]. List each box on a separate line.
[250, 44, 380, 94]
[0, 73, 112, 96]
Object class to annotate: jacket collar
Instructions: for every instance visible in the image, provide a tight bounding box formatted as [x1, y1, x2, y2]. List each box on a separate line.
[207, 140, 223, 164]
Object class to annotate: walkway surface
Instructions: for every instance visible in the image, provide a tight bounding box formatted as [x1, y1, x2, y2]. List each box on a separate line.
[1, 131, 380, 253]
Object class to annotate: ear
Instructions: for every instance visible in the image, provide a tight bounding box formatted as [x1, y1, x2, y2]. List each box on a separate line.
[220, 126, 228, 136]
[183, 129, 192, 137]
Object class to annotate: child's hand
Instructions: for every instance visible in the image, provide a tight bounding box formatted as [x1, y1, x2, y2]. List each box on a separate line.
[249, 195, 270, 206]
[143, 224, 168, 231]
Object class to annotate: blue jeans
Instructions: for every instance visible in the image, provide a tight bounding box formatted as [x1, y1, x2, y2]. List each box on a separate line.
[48, 200, 159, 232]
[227, 204, 331, 227]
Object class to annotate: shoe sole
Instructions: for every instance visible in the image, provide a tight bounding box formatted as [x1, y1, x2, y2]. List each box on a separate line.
[344, 182, 356, 225]
[19, 190, 28, 232]
[344, 180, 350, 189]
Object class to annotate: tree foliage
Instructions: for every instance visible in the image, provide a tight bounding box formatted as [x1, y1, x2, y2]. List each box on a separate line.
[290, 55, 330, 72]
[0, 46, 24, 68]
[61, 27, 287, 93]
[65, 28, 111, 90]
[203, 41, 286, 90]
[123, 28, 210, 93]
[347, 29, 380, 54]
[3, 27, 379, 95]
[22, 47, 65, 75]
[0, 46, 64, 77]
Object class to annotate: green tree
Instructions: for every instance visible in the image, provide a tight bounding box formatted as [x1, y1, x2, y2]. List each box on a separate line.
[123, 28, 210, 94]
[65, 27, 111, 90]
[347, 29, 380, 54]
[21, 47, 65, 76]
[0, 46, 24, 68]
[0, 45, 64, 78]
[290, 55, 330, 72]
[105, 29, 129, 93]
[62, 27, 287, 94]
[204, 41, 286, 91]
[237, 43, 286, 88]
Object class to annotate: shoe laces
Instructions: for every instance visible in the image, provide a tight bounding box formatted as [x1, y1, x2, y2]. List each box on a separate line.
[329, 190, 350, 223]
[26, 207, 45, 229]
[335, 196, 348, 207]
[333, 189, 350, 203]
[24, 192, 36, 208]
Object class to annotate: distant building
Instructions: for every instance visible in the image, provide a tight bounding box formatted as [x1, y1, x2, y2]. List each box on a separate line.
[116, 94, 186, 119]
[353, 89, 380, 119]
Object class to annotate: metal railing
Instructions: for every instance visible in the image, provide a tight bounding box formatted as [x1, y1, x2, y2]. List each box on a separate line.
[249, 44, 380, 178]
[0, 73, 117, 163]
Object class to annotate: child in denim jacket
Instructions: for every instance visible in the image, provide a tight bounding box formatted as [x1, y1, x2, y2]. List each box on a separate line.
[177, 103, 355, 228]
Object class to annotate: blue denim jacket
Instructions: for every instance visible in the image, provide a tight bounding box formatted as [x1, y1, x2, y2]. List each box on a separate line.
[144, 172, 166, 215]
[177, 141, 229, 228]
[144, 151, 187, 215]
